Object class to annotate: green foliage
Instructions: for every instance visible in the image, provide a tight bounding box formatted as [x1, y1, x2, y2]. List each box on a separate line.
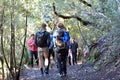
[0, 0, 120, 72]
[88, 48, 100, 63]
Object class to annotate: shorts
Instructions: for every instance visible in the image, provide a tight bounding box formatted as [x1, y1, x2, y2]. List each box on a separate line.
[38, 47, 49, 58]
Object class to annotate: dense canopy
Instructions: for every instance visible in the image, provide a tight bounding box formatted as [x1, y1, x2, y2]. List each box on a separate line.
[0, 0, 120, 80]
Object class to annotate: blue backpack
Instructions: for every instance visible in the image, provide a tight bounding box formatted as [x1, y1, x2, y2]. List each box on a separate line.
[55, 30, 70, 49]
[64, 31, 70, 43]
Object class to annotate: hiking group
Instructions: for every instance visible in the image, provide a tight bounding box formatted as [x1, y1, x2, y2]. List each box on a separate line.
[27, 22, 79, 77]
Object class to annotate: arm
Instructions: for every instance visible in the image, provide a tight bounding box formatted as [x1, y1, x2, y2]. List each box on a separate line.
[52, 30, 58, 47]
[52, 30, 57, 42]
[49, 35, 54, 49]
[27, 38, 34, 47]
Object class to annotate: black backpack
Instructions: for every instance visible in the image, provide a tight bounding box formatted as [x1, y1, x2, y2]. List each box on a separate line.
[36, 31, 49, 47]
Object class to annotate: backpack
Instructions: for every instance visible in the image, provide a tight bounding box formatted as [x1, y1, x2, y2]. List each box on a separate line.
[55, 30, 69, 49]
[64, 31, 70, 43]
[36, 31, 49, 47]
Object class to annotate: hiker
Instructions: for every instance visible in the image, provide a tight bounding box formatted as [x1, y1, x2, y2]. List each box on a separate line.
[47, 30, 55, 70]
[53, 23, 70, 77]
[68, 44, 72, 65]
[27, 34, 38, 67]
[68, 37, 78, 65]
[35, 23, 50, 75]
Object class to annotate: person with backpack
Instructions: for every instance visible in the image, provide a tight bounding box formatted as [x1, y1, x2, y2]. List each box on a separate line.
[27, 34, 38, 67]
[48, 31, 55, 70]
[35, 23, 50, 75]
[53, 23, 70, 77]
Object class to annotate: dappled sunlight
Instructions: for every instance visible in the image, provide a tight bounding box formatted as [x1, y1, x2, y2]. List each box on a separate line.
[0, 0, 120, 79]
[77, 60, 83, 65]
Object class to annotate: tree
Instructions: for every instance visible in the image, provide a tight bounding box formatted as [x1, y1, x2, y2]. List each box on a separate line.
[0, 0, 120, 79]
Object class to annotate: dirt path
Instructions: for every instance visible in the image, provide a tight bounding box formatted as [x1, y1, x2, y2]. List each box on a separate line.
[20, 62, 120, 80]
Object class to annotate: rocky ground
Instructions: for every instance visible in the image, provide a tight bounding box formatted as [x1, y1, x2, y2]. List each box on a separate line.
[20, 60, 120, 80]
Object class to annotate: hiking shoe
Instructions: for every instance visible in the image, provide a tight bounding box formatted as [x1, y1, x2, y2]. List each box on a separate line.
[31, 64, 33, 67]
[60, 72, 65, 77]
[60, 72, 66, 77]
[60, 73, 63, 77]
[44, 67, 49, 75]
[40, 68, 44, 75]
[45, 71, 48, 75]
[63, 73, 66, 77]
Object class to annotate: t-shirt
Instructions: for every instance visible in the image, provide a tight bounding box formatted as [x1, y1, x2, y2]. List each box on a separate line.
[69, 41, 78, 53]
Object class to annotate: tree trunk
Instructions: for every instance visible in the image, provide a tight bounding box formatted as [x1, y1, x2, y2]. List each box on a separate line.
[0, 55, 4, 80]
[10, 0, 18, 79]
[10, 0, 17, 79]
[10, 13, 14, 75]
[16, 11, 28, 80]
[0, 1, 14, 79]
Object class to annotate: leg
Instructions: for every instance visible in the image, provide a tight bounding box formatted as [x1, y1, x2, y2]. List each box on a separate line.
[39, 55, 44, 74]
[38, 48, 44, 75]
[51, 49, 55, 61]
[75, 53, 77, 64]
[48, 49, 55, 69]
[57, 53, 62, 75]
[47, 49, 51, 73]
[62, 53, 67, 76]
[55, 48, 59, 68]
[30, 50, 33, 67]
[60, 49, 68, 77]
[44, 48, 49, 74]
[70, 55, 73, 65]
[68, 56, 71, 65]
[72, 52, 76, 65]
[33, 51, 39, 66]
[73, 55, 75, 65]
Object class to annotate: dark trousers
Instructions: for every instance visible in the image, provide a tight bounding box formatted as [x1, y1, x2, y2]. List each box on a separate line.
[30, 50, 38, 67]
[56, 49, 67, 75]
[72, 52, 77, 65]
[68, 56, 71, 65]
[47, 49, 55, 71]
[48, 49, 55, 62]
[68, 52, 77, 65]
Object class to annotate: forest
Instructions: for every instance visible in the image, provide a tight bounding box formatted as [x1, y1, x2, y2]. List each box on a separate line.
[0, 0, 120, 80]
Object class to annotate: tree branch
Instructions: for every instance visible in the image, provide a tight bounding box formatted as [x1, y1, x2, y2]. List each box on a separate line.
[79, 0, 92, 7]
[53, 3, 92, 26]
